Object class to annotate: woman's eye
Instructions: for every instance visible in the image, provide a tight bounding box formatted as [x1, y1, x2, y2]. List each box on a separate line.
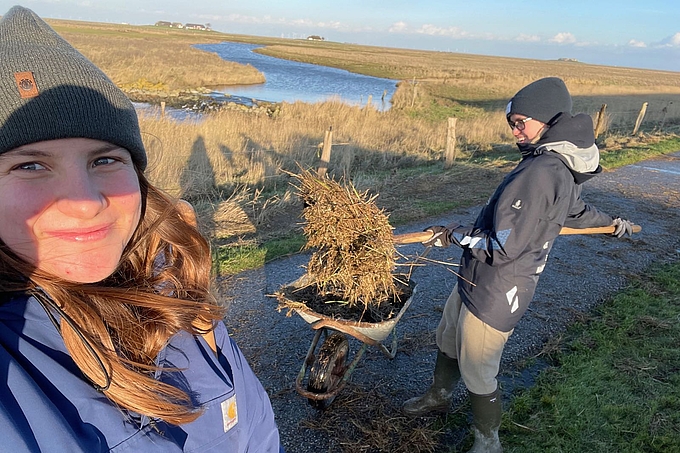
[13, 162, 46, 171]
[93, 157, 117, 166]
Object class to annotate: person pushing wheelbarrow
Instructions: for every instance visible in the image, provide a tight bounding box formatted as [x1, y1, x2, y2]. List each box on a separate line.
[401, 77, 638, 452]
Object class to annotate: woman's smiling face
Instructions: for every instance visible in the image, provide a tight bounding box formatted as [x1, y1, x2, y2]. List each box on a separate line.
[0, 138, 142, 283]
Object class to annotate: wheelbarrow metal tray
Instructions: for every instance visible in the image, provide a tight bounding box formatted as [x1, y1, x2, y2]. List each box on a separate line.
[281, 275, 416, 343]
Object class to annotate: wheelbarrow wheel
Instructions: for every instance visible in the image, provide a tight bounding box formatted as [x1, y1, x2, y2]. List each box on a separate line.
[307, 332, 349, 410]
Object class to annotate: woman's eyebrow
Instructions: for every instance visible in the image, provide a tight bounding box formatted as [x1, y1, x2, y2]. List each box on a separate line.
[0, 149, 52, 160]
[87, 143, 127, 156]
[0, 143, 126, 160]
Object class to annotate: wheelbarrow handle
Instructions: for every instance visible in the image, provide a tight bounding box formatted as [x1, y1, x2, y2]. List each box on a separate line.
[393, 224, 641, 244]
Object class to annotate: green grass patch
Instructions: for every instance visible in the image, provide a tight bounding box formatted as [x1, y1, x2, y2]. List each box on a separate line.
[413, 200, 462, 217]
[600, 137, 680, 169]
[212, 244, 267, 275]
[407, 99, 488, 122]
[497, 261, 680, 453]
[212, 234, 306, 275]
[262, 234, 306, 262]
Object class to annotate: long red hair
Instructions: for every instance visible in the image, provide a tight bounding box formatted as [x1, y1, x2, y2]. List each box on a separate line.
[0, 172, 225, 425]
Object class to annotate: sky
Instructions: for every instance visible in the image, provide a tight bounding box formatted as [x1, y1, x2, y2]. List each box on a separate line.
[5, 1, 680, 73]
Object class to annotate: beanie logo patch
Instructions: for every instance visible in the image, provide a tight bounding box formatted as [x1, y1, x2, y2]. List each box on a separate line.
[14, 72, 39, 99]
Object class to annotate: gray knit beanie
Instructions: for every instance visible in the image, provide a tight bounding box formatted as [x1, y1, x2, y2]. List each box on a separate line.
[505, 77, 572, 125]
[0, 6, 147, 169]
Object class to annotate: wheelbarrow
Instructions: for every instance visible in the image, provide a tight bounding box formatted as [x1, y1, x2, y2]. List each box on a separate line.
[278, 274, 417, 410]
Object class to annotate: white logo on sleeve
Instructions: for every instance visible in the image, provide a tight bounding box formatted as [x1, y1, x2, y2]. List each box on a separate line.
[506, 286, 519, 313]
[221, 394, 238, 432]
[537, 241, 550, 273]
[511, 199, 522, 210]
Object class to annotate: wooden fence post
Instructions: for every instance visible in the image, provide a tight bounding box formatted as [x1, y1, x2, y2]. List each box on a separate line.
[660, 104, 669, 129]
[410, 77, 417, 108]
[366, 94, 372, 109]
[632, 102, 648, 136]
[594, 104, 607, 139]
[444, 117, 458, 169]
[317, 126, 333, 177]
[160, 101, 166, 118]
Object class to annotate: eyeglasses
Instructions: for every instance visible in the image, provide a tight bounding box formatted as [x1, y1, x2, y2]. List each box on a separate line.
[508, 117, 533, 131]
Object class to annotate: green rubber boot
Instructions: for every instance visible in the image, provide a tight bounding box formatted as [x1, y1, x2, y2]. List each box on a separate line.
[403, 350, 461, 416]
[467, 388, 503, 453]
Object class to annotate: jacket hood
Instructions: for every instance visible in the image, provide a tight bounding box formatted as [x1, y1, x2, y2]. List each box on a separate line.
[518, 112, 601, 184]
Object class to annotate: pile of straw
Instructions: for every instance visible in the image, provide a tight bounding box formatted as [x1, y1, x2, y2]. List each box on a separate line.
[293, 169, 397, 309]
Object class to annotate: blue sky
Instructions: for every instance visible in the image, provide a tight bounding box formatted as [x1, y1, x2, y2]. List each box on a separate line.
[7, 1, 680, 72]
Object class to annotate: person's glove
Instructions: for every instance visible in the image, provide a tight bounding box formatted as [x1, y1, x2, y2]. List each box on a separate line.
[422, 225, 453, 247]
[611, 217, 633, 238]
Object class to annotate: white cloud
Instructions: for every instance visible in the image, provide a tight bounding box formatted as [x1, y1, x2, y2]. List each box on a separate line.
[388, 21, 408, 33]
[318, 21, 342, 30]
[574, 41, 595, 47]
[550, 32, 576, 44]
[219, 13, 286, 25]
[387, 22, 472, 39]
[210, 13, 346, 31]
[659, 32, 680, 47]
[628, 39, 647, 48]
[416, 24, 470, 38]
[515, 33, 541, 42]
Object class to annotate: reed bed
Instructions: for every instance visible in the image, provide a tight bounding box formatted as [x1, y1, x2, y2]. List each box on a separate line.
[139, 100, 475, 195]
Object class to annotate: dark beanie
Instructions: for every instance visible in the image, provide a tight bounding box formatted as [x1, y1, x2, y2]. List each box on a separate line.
[0, 6, 147, 169]
[505, 77, 572, 125]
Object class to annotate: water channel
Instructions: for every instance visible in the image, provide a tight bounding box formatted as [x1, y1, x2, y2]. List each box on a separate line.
[196, 42, 397, 111]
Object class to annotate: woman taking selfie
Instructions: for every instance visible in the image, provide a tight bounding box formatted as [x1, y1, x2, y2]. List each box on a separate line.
[0, 6, 283, 452]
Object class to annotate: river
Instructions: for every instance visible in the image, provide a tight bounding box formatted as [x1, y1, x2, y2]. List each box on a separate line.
[194, 42, 397, 111]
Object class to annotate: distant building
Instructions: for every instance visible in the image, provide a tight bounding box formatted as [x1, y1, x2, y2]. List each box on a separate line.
[185, 23, 207, 30]
[154, 21, 172, 28]
[307, 35, 325, 41]
[171, 22, 183, 28]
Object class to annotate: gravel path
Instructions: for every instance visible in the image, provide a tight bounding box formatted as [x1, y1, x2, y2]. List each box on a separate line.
[219, 152, 680, 453]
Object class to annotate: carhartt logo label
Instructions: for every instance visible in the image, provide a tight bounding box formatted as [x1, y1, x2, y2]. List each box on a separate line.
[221, 394, 238, 432]
[14, 72, 39, 99]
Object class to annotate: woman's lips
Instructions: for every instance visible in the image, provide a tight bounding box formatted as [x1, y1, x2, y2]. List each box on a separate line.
[45, 224, 112, 242]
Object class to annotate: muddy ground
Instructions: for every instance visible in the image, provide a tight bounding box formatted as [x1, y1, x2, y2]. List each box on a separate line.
[219, 151, 680, 453]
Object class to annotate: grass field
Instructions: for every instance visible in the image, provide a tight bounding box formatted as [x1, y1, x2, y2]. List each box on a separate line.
[495, 261, 680, 453]
[50, 19, 265, 93]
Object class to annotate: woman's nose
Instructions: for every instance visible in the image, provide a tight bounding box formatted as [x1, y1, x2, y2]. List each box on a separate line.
[55, 171, 107, 218]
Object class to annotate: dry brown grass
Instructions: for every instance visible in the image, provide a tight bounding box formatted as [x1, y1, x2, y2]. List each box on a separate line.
[51, 20, 264, 92]
[256, 41, 680, 97]
[293, 169, 396, 309]
[139, 99, 509, 185]
[256, 40, 680, 131]
[139, 100, 455, 193]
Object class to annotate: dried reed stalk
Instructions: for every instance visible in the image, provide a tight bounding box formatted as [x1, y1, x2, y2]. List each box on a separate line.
[293, 168, 397, 309]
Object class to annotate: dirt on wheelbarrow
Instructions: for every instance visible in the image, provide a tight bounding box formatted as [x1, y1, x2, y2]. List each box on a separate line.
[276, 277, 415, 324]
[218, 151, 680, 453]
